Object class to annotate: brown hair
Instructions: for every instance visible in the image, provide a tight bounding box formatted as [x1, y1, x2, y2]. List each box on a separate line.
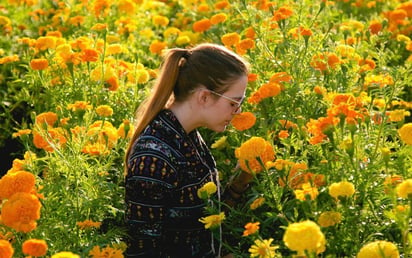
[125, 43, 249, 163]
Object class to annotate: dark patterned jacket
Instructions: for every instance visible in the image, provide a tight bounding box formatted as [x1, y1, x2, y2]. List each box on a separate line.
[125, 109, 218, 257]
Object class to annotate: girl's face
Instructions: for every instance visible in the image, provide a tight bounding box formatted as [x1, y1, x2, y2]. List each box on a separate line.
[204, 75, 248, 132]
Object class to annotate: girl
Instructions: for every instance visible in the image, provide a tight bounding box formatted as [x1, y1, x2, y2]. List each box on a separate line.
[124, 43, 251, 257]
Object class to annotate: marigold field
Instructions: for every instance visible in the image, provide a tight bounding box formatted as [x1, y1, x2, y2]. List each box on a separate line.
[0, 0, 411, 257]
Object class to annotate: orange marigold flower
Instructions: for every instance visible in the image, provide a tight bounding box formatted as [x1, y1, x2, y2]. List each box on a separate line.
[270, 72, 292, 83]
[81, 48, 99, 62]
[91, 23, 107, 31]
[210, 13, 227, 25]
[22, 239, 48, 257]
[245, 27, 256, 39]
[12, 129, 32, 138]
[32, 127, 67, 152]
[30, 58, 49, 70]
[149, 40, 167, 55]
[250, 196, 265, 210]
[231, 112, 256, 131]
[278, 130, 289, 139]
[248, 73, 258, 82]
[88, 245, 124, 258]
[368, 20, 382, 34]
[221, 32, 241, 46]
[105, 76, 119, 91]
[258, 82, 282, 98]
[272, 6, 293, 22]
[243, 222, 260, 236]
[0, 55, 19, 64]
[237, 38, 255, 51]
[193, 18, 212, 33]
[0, 170, 36, 200]
[0, 239, 14, 258]
[1, 192, 41, 233]
[214, 0, 230, 9]
[67, 101, 93, 112]
[76, 219, 102, 229]
[235, 137, 275, 173]
[35, 112, 58, 127]
[313, 85, 326, 95]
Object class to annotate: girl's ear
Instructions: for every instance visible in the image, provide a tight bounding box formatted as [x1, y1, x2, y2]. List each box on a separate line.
[196, 88, 212, 106]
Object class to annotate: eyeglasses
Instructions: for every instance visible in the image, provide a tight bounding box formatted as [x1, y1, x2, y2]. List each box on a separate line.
[209, 90, 245, 113]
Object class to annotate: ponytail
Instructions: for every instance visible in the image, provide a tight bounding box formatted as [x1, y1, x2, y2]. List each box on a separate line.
[124, 48, 189, 165]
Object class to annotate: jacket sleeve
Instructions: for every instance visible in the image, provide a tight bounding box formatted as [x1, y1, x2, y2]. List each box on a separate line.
[124, 155, 177, 257]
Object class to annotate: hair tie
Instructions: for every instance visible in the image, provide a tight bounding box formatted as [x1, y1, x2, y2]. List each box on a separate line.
[182, 50, 192, 60]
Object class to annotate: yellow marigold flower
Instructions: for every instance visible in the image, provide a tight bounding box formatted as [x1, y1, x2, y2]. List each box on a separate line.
[35, 36, 56, 51]
[163, 27, 181, 38]
[176, 35, 191, 46]
[283, 220, 326, 256]
[1, 192, 41, 233]
[82, 142, 110, 156]
[221, 32, 241, 46]
[211, 136, 228, 150]
[242, 221, 260, 236]
[22, 239, 48, 257]
[210, 13, 227, 25]
[199, 212, 225, 229]
[250, 197, 265, 210]
[192, 18, 212, 33]
[95, 105, 113, 117]
[0, 239, 14, 258]
[396, 178, 412, 198]
[328, 181, 355, 199]
[0, 170, 36, 200]
[389, 109, 410, 122]
[231, 112, 256, 131]
[106, 44, 123, 55]
[398, 123, 412, 145]
[152, 14, 169, 26]
[357, 240, 399, 258]
[294, 183, 319, 201]
[86, 120, 118, 148]
[30, 58, 49, 70]
[197, 182, 217, 199]
[132, 68, 150, 84]
[317, 211, 342, 227]
[76, 219, 102, 230]
[51, 251, 80, 258]
[248, 238, 278, 258]
[35, 112, 58, 127]
[396, 34, 410, 42]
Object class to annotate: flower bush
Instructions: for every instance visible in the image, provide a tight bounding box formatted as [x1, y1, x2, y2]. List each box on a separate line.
[0, 0, 411, 257]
